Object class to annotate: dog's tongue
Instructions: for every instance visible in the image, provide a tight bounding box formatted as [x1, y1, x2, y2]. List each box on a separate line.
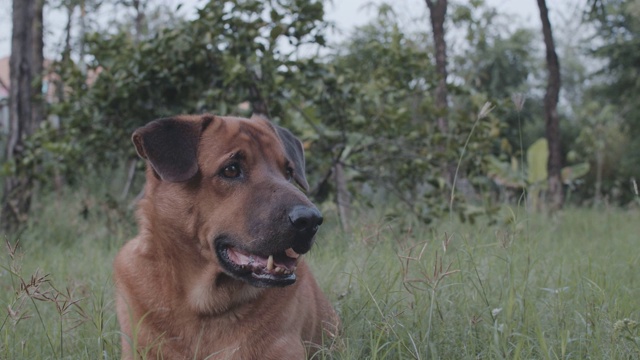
[227, 248, 265, 267]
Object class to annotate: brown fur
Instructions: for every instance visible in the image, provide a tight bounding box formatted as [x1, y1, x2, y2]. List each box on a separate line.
[114, 114, 339, 359]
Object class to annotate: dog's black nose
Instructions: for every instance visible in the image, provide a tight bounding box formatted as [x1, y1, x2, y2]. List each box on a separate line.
[288, 206, 323, 233]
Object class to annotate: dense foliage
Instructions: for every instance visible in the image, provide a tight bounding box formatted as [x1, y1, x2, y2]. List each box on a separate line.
[46, 0, 327, 178]
[43, 0, 503, 223]
[582, 0, 640, 203]
[2, 0, 639, 229]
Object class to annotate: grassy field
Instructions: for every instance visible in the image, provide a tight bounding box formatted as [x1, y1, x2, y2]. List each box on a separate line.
[1, 182, 640, 359]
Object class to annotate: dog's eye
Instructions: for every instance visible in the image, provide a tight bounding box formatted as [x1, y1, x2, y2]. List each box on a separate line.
[221, 164, 241, 179]
[285, 167, 293, 181]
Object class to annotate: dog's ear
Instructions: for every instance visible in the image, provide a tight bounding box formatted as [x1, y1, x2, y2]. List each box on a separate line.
[132, 117, 208, 182]
[276, 125, 309, 191]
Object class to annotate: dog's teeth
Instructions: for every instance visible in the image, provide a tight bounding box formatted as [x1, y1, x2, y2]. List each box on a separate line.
[267, 255, 274, 271]
[275, 266, 284, 274]
[285, 248, 300, 259]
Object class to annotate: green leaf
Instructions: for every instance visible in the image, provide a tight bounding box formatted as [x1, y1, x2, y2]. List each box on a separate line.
[527, 138, 549, 184]
[561, 163, 590, 184]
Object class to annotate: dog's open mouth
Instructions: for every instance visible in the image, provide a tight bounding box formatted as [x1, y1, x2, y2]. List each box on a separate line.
[216, 244, 301, 287]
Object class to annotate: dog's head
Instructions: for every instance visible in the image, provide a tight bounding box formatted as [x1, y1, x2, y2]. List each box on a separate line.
[132, 114, 322, 288]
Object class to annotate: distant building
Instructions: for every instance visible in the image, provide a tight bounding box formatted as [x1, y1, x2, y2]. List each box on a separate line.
[0, 57, 9, 134]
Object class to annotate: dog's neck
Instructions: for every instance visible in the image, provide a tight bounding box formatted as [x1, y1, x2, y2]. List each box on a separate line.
[189, 271, 265, 317]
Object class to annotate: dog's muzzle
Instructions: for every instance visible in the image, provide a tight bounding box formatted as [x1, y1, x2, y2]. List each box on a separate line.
[215, 205, 323, 288]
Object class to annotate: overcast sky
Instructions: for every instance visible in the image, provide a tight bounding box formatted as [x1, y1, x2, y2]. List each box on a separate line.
[0, 0, 578, 59]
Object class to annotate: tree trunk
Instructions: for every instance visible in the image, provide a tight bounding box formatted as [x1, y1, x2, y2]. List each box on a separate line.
[62, 2, 74, 62]
[121, 158, 138, 200]
[334, 161, 351, 233]
[1, 0, 45, 234]
[79, 0, 87, 73]
[426, 0, 465, 202]
[248, 71, 270, 118]
[132, 0, 147, 42]
[425, 0, 449, 135]
[537, 0, 563, 211]
[594, 143, 603, 206]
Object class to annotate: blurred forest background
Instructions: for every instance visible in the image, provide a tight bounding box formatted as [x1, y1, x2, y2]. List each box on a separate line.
[1, 0, 639, 233]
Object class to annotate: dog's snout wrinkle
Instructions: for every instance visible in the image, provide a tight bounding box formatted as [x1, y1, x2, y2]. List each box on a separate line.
[288, 206, 323, 232]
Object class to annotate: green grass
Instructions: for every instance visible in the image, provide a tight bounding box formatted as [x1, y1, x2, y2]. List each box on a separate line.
[2, 185, 640, 359]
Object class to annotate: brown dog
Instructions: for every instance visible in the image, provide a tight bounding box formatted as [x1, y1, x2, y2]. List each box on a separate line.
[114, 114, 339, 359]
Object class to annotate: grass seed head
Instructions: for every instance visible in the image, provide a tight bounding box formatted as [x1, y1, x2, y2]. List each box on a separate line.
[614, 318, 639, 332]
[511, 93, 526, 112]
[478, 102, 494, 119]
